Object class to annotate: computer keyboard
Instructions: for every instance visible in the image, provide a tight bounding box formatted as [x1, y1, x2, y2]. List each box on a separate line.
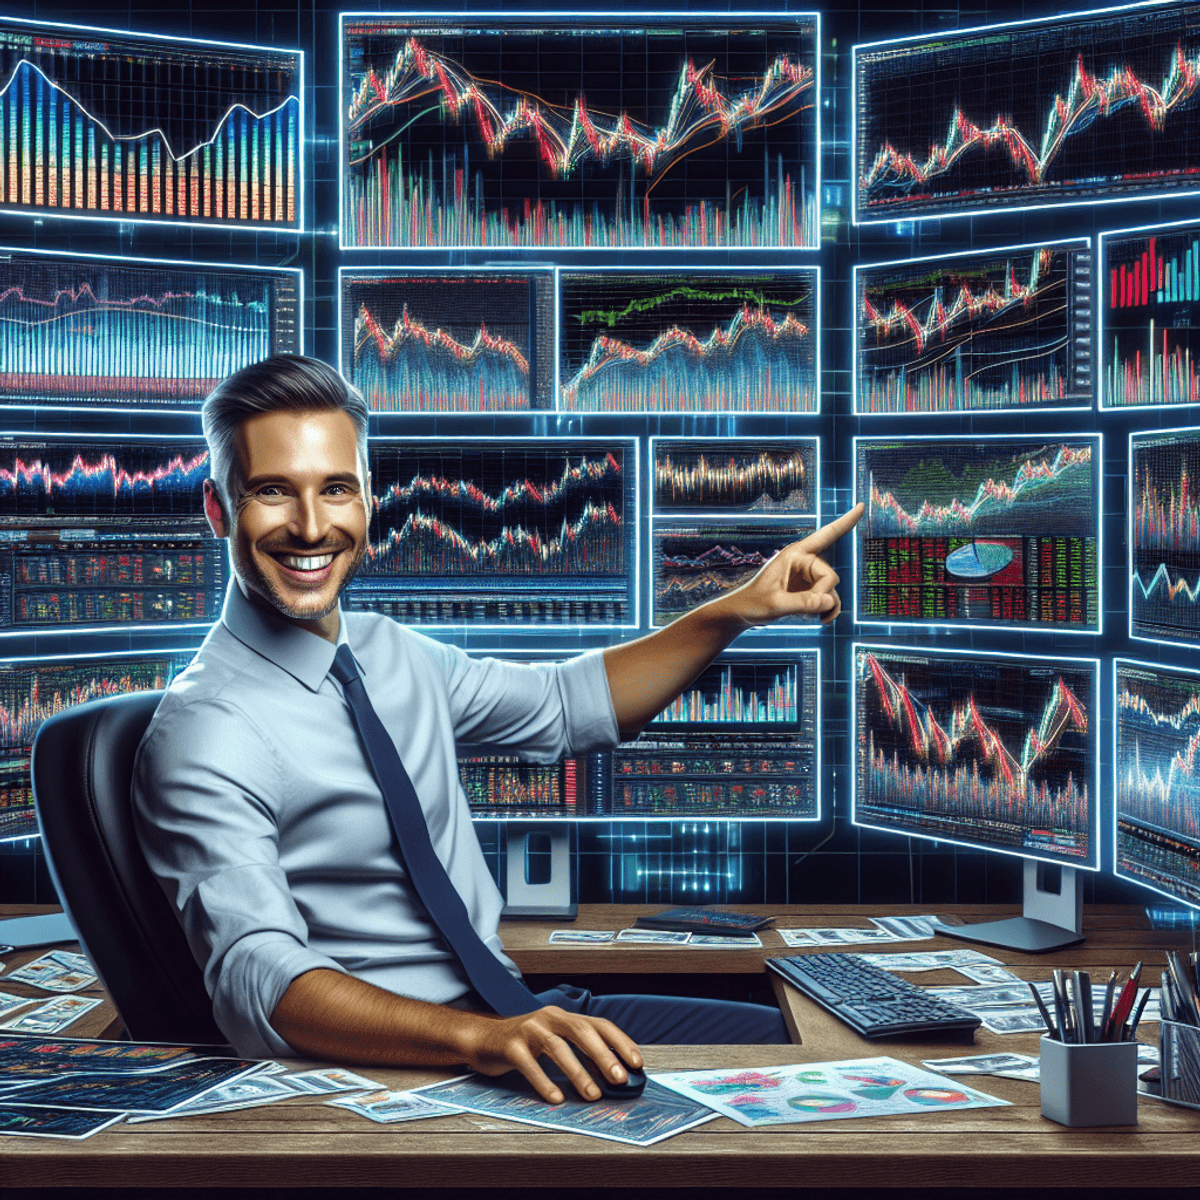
[765, 953, 982, 1040]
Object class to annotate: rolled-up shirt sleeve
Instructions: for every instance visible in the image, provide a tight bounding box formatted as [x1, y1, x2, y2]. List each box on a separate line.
[132, 693, 346, 1058]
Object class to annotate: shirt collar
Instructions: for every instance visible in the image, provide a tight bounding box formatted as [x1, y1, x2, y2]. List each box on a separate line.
[220, 580, 362, 692]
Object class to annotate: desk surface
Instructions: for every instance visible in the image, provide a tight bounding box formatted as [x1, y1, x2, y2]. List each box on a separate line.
[2, 902, 1198, 1188]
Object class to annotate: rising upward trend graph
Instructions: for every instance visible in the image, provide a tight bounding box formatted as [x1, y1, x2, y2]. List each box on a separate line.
[1131, 429, 1200, 645]
[653, 440, 817, 514]
[347, 442, 635, 626]
[0, 251, 299, 406]
[343, 18, 818, 248]
[561, 272, 817, 413]
[0, 23, 300, 227]
[856, 243, 1093, 413]
[854, 647, 1094, 864]
[857, 438, 1099, 630]
[341, 272, 553, 412]
[855, 4, 1200, 221]
[1103, 225, 1200, 407]
[1115, 661, 1200, 905]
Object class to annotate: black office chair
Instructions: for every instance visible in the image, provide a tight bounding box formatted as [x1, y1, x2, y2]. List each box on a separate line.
[31, 689, 229, 1048]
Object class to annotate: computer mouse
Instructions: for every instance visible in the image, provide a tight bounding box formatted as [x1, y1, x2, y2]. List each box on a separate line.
[489, 1057, 646, 1102]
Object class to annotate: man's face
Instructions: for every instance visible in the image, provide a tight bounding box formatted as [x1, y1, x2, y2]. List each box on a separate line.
[203, 409, 371, 641]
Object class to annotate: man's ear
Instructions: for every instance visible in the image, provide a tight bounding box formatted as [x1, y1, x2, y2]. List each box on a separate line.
[203, 479, 229, 538]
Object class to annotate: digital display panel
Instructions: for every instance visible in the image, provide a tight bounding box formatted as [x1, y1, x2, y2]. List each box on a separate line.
[347, 438, 637, 627]
[854, 241, 1094, 415]
[0, 650, 193, 842]
[853, 644, 1099, 869]
[0, 16, 301, 229]
[0, 435, 221, 634]
[854, 2, 1200, 223]
[339, 268, 554, 413]
[855, 436, 1101, 632]
[342, 13, 819, 249]
[559, 269, 819, 413]
[1115, 659, 1200, 910]
[1101, 219, 1200, 408]
[1130, 427, 1200, 646]
[0, 248, 301, 410]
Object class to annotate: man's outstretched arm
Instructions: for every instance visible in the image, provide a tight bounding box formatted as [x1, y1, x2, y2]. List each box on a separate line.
[603, 505, 863, 738]
[270, 968, 642, 1104]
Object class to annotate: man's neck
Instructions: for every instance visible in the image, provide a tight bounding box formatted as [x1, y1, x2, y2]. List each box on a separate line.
[236, 578, 341, 643]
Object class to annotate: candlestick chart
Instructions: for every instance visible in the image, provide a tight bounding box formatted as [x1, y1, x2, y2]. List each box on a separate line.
[1103, 225, 1200, 407]
[653, 518, 816, 627]
[855, 242, 1093, 413]
[0, 652, 191, 841]
[653, 439, 818, 515]
[0, 437, 224, 632]
[0, 22, 300, 227]
[560, 272, 817, 413]
[0, 251, 300, 407]
[342, 18, 818, 248]
[612, 652, 820, 819]
[854, 647, 1095, 865]
[855, 4, 1200, 221]
[1131, 429, 1200, 645]
[348, 441, 635, 626]
[1115, 661, 1200, 907]
[341, 271, 553, 413]
[856, 437, 1099, 630]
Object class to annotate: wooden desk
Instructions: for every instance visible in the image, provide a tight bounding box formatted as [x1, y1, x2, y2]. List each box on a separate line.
[2, 903, 1198, 1188]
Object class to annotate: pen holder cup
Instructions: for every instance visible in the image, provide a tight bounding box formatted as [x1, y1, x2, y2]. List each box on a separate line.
[1160, 1020, 1200, 1112]
[1039, 1035, 1138, 1127]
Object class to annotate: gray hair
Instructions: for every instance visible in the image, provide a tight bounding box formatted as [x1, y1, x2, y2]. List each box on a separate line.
[200, 355, 369, 516]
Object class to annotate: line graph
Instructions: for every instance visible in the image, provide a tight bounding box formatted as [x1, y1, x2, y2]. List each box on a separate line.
[0, 21, 301, 227]
[855, 4, 1200, 221]
[560, 271, 817, 413]
[340, 270, 553, 413]
[854, 647, 1095, 864]
[652, 439, 818, 515]
[342, 17, 818, 248]
[1115, 660, 1200, 905]
[856, 242, 1093, 413]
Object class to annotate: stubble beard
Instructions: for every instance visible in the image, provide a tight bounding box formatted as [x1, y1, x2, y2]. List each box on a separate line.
[234, 538, 369, 623]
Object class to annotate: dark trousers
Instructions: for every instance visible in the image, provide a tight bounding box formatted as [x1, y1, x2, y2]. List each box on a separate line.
[536, 983, 790, 1044]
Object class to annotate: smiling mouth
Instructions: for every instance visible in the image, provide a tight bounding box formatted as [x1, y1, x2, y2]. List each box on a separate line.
[276, 552, 335, 571]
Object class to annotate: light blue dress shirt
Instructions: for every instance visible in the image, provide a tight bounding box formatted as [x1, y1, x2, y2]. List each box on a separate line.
[132, 582, 619, 1058]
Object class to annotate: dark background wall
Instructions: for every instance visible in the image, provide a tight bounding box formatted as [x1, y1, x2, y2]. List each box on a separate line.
[0, 0, 1182, 916]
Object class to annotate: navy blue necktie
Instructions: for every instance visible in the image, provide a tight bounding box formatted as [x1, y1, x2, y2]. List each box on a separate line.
[329, 643, 539, 1017]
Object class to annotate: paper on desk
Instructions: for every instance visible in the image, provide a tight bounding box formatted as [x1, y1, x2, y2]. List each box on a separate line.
[0, 994, 101, 1034]
[0, 990, 38, 1019]
[687, 933, 763, 947]
[3, 949, 98, 993]
[651, 1056, 1009, 1127]
[777, 927, 904, 948]
[869, 915, 941, 940]
[614, 929, 690, 945]
[126, 1073, 298, 1122]
[280, 1068, 382, 1094]
[548, 930, 616, 944]
[0, 1101, 126, 1139]
[328, 1089, 461, 1124]
[856, 949, 1002, 972]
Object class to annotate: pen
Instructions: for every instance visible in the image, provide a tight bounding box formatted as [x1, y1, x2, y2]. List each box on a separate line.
[1073, 970, 1092, 1043]
[1126, 986, 1153, 1042]
[1100, 970, 1118, 1041]
[1053, 969, 1071, 1043]
[1028, 981, 1057, 1039]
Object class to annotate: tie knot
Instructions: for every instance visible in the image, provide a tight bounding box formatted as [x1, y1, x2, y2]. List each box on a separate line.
[330, 643, 361, 686]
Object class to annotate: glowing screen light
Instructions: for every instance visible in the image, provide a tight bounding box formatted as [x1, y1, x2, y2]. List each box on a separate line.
[854, 1, 1200, 223]
[0, 15, 302, 229]
[341, 12, 819, 249]
[0, 248, 301, 410]
[1114, 659, 1200, 910]
[854, 241, 1094, 415]
[855, 435, 1101, 633]
[852, 644, 1099, 870]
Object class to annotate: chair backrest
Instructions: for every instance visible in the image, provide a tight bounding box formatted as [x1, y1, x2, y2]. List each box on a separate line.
[31, 689, 227, 1047]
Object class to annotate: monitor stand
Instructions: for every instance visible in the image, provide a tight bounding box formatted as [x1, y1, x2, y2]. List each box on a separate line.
[931, 861, 1085, 953]
[501, 822, 577, 920]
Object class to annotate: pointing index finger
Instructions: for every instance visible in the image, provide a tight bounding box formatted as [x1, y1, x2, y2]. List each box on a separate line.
[798, 503, 865, 555]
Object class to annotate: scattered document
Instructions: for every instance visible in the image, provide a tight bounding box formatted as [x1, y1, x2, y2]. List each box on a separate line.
[614, 929, 691, 945]
[280, 1068, 381, 1094]
[856, 949, 1002, 972]
[548, 930, 616, 944]
[414, 1074, 718, 1146]
[777, 927, 904, 948]
[127, 1072, 299, 1122]
[0, 1036, 195, 1081]
[0, 994, 102, 1034]
[328, 1089, 462, 1125]
[3, 949, 98, 993]
[651, 1056, 1009, 1127]
[0, 1101, 126, 1140]
[869, 915, 941, 940]
[687, 933, 764, 947]
[0, 991, 37, 1019]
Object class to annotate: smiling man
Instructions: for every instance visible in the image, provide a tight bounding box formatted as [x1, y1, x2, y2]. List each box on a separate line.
[133, 354, 862, 1103]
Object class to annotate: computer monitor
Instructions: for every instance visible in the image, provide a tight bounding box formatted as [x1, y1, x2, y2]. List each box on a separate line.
[0, 434, 223, 636]
[1114, 659, 1200, 913]
[0, 649, 194, 842]
[854, 435, 1101, 633]
[341, 12, 820, 249]
[852, 643, 1100, 952]
[346, 437, 638, 628]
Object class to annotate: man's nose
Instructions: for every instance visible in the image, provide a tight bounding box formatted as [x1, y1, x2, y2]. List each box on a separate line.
[289, 491, 329, 542]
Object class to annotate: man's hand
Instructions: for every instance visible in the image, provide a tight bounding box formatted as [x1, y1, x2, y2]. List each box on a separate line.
[461, 1005, 643, 1104]
[720, 503, 864, 627]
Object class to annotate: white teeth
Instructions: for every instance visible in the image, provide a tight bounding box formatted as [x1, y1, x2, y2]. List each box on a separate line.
[279, 553, 334, 571]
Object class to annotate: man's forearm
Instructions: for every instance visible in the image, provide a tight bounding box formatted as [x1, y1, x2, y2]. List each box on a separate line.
[270, 967, 495, 1066]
